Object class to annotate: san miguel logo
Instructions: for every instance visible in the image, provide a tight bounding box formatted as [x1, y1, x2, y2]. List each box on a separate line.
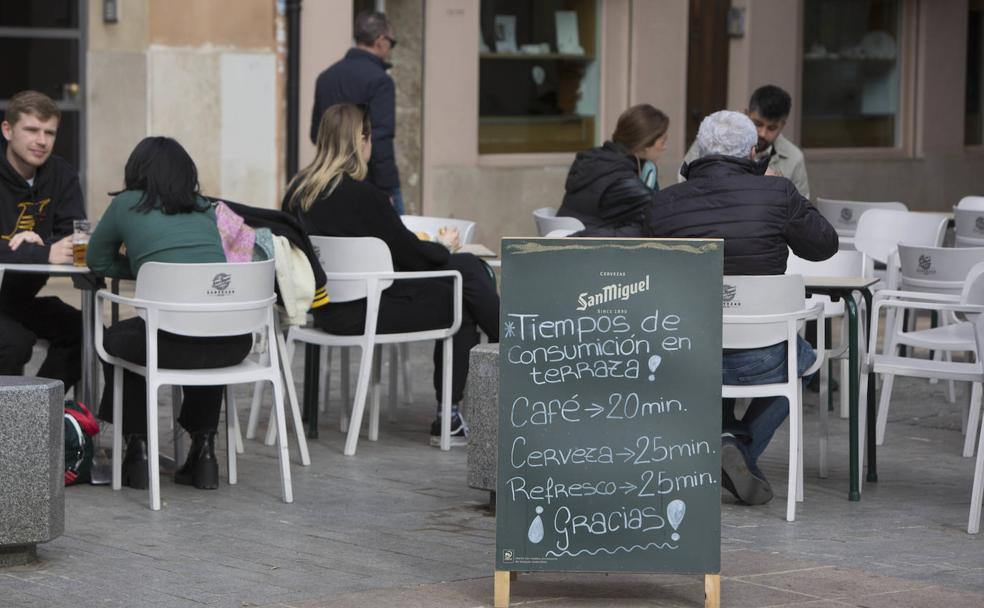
[917, 255, 934, 275]
[975, 216, 984, 234]
[576, 275, 651, 311]
[722, 284, 740, 308]
[840, 207, 853, 223]
[206, 273, 235, 296]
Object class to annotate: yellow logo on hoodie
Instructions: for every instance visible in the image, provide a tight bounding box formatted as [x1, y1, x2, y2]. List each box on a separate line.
[2, 198, 51, 240]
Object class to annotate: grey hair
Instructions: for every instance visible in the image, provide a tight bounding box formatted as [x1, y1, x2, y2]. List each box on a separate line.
[354, 11, 390, 46]
[696, 110, 757, 159]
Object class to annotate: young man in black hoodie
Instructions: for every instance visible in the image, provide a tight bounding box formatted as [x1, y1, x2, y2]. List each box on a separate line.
[0, 90, 85, 391]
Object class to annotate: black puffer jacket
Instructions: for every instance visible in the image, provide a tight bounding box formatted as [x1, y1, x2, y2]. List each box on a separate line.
[558, 141, 654, 229]
[582, 155, 838, 275]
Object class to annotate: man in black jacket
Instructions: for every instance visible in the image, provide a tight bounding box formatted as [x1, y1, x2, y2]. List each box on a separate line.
[0, 90, 85, 390]
[310, 11, 403, 213]
[586, 110, 838, 506]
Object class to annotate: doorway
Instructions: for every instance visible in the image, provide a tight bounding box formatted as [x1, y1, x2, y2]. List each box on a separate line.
[0, 0, 86, 185]
[686, 0, 730, 148]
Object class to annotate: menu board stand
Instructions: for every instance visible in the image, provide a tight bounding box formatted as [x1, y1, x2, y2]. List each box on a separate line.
[493, 238, 724, 607]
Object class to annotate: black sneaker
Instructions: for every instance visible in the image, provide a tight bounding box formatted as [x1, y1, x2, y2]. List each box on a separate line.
[720, 436, 773, 505]
[430, 410, 469, 447]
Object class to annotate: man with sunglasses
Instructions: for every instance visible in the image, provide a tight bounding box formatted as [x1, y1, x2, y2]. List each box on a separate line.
[311, 10, 404, 213]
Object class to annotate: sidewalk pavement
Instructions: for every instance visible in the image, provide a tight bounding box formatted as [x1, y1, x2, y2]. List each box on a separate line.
[3, 329, 983, 607]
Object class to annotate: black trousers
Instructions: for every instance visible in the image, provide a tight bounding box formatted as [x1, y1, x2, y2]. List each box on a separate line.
[312, 253, 499, 405]
[0, 296, 82, 392]
[97, 317, 252, 436]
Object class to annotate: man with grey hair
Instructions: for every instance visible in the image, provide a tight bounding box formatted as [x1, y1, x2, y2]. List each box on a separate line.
[311, 11, 404, 212]
[582, 109, 837, 506]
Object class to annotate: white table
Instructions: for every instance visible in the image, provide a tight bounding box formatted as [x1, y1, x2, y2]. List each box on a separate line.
[0, 263, 99, 408]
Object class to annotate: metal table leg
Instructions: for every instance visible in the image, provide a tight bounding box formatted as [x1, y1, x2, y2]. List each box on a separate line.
[303, 343, 320, 438]
[862, 288, 878, 482]
[846, 293, 861, 502]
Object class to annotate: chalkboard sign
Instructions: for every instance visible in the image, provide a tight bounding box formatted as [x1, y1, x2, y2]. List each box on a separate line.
[496, 238, 723, 574]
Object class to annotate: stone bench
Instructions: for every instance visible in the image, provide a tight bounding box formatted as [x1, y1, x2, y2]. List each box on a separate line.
[464, 343, 499, 505]
[0, 377, 64, 566]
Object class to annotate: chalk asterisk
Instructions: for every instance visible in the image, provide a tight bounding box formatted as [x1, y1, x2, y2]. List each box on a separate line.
[504, 321, 515, 338]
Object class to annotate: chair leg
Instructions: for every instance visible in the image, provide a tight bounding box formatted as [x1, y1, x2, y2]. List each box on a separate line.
[797, 383, 804, 502]
[270, 374, 293, 503]
[146, 379, 161, 511]
[399, 342, 413, 403]
[225, 387, 237, 485]
[318, 346, 329, 413]
[387, 344, 399, 422]
[964, 382, 983, 458]
[969, 411, 984, 533]
[440, 338, 453, 451]
[344, 343, 376, 456]
[232, 396, 244, 455]
[277, 330, 310, 466]
[340, 347, 351, 433]
[786, 389, 799, 522]
[369, 349, 382, 442]
[875, 373, 895, 446]
[819, 361, 829, 479]
[111, 366, 123, 491]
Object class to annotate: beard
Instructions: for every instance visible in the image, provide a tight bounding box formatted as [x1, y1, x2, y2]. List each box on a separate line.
[755, 138, 771, 153]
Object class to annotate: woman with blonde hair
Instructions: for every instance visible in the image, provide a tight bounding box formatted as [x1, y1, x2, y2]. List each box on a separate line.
[285, 103, 498, 447]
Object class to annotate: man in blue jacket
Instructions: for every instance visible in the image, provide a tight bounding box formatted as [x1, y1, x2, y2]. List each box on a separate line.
[311, 11, 403, 213]
[0, 90, 85, 389]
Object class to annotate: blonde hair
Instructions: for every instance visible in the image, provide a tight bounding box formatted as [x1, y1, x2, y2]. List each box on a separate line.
[287, 104, 370, 211]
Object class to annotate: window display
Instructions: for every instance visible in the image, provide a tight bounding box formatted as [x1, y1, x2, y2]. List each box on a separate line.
[478, 0, 599, 154]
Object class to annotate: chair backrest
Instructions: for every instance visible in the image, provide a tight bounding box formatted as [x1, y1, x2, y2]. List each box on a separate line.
[533, 207, 585, 236]
[854, 209, 949, 266]
[956, 195, 984, 211]
[897, 244, 984, 295]
[785, 249, 864, 278]
[309, 235, 394, 303]
[400, 215, 477, 245]
[954, 207, 984, 247]
[722, 274, 805, 349]
[815, 197, 908, 237]
[135, 260, 275, 337]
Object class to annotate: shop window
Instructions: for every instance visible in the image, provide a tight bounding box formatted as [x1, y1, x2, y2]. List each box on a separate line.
[478, 0, 599, 154]
[801, 0, 902, 148]
[968, 0, 984, 146]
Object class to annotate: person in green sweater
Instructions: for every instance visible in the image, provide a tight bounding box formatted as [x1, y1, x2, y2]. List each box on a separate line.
[87, 137, 252, 491]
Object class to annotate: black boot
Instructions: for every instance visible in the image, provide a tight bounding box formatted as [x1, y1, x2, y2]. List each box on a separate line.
[121, 434, 149, 489]
[174, 431, 219, 490]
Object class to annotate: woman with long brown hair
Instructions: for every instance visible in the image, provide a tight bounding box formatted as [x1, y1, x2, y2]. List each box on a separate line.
[558, 104, 669, 230]
[285, 103, 498, 447]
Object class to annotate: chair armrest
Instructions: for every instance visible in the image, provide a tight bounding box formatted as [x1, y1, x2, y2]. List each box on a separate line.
[322, 269, 461, 282]
[867, 299, 984, 358]
[722, 302, 825, 324]
[873, 289, 962, 304]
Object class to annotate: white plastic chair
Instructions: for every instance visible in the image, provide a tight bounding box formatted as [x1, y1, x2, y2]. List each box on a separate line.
[94, 260, 292, 511]
[815, 198, 907, 251]
[401, 215, 477, 245]
[285, 236, 462, 455]
[954, 207, 984, 247]
[785, 249, 867, 474]
[871, 245, 984, 458]
[544, 229, 576, 237]
[869, 262, 984, 533]
[533, 207, 585, 236]
[957, 196, 984, 211]
[721, 274, 825, 522]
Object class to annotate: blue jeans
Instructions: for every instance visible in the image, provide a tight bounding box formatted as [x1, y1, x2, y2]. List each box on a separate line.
[389, 187, 405, 215]
[722, 336, 816, 466]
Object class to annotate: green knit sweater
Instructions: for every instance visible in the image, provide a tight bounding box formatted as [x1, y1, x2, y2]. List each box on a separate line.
[86, 190, 226, 279]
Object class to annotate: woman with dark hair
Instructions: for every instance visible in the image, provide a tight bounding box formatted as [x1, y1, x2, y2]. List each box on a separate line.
[87, 136, 253, 490]
[286, 103, 499, 447]
[558, 104, 670, 230]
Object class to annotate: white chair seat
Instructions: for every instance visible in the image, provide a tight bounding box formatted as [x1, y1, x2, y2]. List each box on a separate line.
[894, 323, 976, 351]
[870, 354, 982, 382]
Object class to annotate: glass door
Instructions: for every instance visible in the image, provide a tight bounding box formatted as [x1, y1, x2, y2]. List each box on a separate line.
[0, 0, 85, 179]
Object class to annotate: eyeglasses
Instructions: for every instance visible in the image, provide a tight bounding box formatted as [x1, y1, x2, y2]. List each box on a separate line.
[384, 35, 397, 49]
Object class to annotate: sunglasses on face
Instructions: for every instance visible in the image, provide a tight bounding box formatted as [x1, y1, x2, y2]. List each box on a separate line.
[384, 35, 397, 49]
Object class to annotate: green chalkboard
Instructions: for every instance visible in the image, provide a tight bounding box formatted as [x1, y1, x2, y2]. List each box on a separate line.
[495, 238, 723, 574]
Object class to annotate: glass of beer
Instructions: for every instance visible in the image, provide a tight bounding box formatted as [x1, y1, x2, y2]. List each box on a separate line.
[72, 219, 91, 267]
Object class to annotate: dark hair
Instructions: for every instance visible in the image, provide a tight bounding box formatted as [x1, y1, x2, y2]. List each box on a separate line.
[748, 85, 792, 120]
[354, 11, 390, 46]
[115, 137, 204, 214]
[611, 104, 669, 154]
[4, 90, 61, 125]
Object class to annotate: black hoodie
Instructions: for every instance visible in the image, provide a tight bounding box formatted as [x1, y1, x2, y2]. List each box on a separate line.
[0, 137, 85, 301]
[557, 140, 655, 230]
